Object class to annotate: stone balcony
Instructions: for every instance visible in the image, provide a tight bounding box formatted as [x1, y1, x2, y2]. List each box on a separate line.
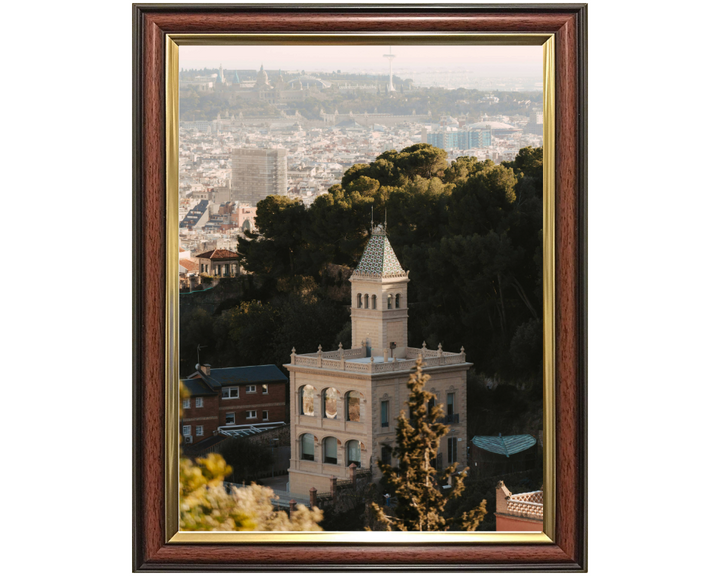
[497, 484, 544, 520]
[288, 342, 467, 375]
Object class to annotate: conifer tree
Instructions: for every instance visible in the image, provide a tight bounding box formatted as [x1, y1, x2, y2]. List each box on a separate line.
[369, 357, 487, 531]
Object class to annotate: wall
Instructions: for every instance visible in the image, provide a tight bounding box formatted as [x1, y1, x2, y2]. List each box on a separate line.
[217, 380, 287, 426]
[245, 423, 291, 447]
[495, 513, 543, 532]
[288, 368, 373, 493]
[180, 394, 220, 444]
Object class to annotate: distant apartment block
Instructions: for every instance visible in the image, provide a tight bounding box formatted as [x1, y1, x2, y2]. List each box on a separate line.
[427, 126, 492, 151]
[231, 148, 288, 206]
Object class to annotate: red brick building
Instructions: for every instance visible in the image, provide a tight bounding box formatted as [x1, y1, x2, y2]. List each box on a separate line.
[180, 364, 288, 445]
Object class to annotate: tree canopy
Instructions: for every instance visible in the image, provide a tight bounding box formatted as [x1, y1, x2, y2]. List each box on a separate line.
[228, 144, 543, 383]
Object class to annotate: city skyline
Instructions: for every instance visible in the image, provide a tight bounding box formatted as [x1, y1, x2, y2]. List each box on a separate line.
[180, 45, 543, 80]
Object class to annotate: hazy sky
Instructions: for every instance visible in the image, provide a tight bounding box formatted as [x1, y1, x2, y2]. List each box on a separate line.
[180, 45, 542, 77]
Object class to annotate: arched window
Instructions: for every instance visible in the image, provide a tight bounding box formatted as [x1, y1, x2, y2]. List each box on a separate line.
[301, 433, 315, 461]
[364, 294, 369, 308]
[387, 294, 393, 309]
[371, 294, 377, 309]
[347, 440, 361, 467]
[346, 391, 362, 422]
[323, 388, 339, 419]
[299, 385, 315, 416]
[395, 294, 400, 309]
[357, 293, 362, 308]
[323, 437, 338, 464]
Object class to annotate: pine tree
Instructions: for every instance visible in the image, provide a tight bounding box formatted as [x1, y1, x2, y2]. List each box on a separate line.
[369, 357, 487, 531]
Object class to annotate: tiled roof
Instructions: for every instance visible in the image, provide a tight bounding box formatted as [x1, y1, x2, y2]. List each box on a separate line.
[190, 364, 288, 388]
[181, 378, 216, 397]
[179, 259, 199, 272]
[472, 434, 537, 457]
[195, 249, 239, 260]
[353, 226, 406, 278]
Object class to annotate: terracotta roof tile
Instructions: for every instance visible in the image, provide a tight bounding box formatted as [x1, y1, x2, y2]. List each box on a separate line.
[195, 249, 239, 260]
[179, 259, 199, 272]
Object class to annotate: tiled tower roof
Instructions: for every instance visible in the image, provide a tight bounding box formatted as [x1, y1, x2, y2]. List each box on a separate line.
[352, 225, 407, 279]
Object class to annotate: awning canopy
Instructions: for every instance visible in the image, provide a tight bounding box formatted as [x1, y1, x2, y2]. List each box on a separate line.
[471, 434, 537, 458]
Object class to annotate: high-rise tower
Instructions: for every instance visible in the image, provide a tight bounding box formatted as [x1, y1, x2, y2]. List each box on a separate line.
[383, 46, 396, 92]
[231, 148, 288, 206]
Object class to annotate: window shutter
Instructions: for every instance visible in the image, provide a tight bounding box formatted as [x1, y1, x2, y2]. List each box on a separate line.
[302, 434, 314, 457]
[325, 438, 337, 459]
[348, 441, 361, 463]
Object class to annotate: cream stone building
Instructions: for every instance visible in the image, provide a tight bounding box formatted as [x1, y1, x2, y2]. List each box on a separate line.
[286, 224, 471, 496]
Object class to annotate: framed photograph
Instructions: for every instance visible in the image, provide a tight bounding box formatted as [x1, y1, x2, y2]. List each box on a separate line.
[133, 3, 587, 571]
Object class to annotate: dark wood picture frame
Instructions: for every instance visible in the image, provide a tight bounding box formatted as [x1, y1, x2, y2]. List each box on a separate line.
[133, 3, 587, 571]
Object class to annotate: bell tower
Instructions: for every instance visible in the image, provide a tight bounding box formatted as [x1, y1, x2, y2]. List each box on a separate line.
[349, 224, 409, 356]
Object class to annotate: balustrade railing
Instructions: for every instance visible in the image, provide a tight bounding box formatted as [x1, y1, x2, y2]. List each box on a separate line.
[507, 500, 543, 518]
[290, 348, 465, 373]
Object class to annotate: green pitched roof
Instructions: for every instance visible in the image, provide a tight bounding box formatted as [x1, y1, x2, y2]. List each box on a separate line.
[471, 434, 537, 457]
[354, 226, 406, 278]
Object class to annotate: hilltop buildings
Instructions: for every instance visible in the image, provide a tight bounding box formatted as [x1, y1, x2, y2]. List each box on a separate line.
[195, 248, 240, 277]
[286, 224, 471, 495]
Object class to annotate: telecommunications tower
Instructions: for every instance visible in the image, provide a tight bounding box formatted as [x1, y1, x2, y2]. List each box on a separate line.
[383, 46, 396, 92]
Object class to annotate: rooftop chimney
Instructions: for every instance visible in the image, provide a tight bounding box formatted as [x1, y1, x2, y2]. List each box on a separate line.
[200, 364, 211, 376]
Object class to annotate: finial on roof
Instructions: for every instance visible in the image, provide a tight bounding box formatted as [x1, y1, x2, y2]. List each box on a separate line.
[318, 344, 323, 352]
[291, 347, 296, 355]
[338, 342, 343, 350]
[422, 341, 427, 349]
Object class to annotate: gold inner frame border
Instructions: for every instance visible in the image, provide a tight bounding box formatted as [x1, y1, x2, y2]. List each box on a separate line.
[164, 33, 555, 545]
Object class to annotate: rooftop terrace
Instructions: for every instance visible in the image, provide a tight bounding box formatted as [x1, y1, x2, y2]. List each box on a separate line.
[288, 342, 468, 375]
